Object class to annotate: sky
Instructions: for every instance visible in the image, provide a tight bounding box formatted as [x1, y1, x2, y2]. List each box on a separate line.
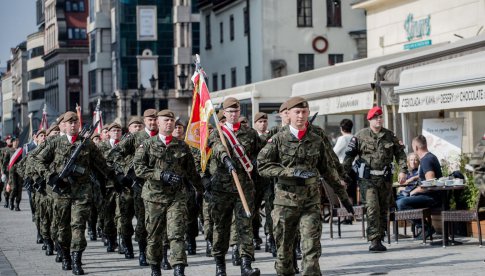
[0, 0, 37, 68]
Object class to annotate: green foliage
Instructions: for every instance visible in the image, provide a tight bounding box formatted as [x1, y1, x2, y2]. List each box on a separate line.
[444, 154, 479, 210]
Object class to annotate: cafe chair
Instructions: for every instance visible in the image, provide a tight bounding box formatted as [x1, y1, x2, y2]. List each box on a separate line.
[388, 206, 433, 244]
[321, 180, 366, 239]
[441, 192, 485, 247]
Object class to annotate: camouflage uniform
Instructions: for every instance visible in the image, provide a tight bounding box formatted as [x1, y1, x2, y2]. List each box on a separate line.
[133, 135, 202, 268]
[1, 147, 15, 207]
[342, 127, 407, 242]
[258, 125, 350, 276]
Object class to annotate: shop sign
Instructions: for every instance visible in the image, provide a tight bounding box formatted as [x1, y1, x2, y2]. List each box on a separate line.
[404, 39, 432, 50]
[422, 118, 463, 167]
[308, 91, 374, 115]
[399, 85, 485, 113]
[404, 13, 431, 41]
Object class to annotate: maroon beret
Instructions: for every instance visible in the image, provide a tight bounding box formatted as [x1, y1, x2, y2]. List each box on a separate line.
[367, 106, 383, 120]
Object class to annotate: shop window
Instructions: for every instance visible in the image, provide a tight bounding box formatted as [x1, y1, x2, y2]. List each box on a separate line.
[297, 0, 312, 27]
[328, 54, 343, 65]
[327, 0, 342, 27]
[298, 54, 314, 72]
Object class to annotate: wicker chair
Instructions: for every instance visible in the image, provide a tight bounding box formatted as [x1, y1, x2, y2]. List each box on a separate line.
[388, 207, 433, 244]
[321, 181, 366, 239]
[442, 192, 485, 247]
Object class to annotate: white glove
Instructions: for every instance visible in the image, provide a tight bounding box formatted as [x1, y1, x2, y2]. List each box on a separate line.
[1, 174, 6, 183]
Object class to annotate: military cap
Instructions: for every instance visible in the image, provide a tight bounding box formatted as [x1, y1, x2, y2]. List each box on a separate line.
[11, 136, 18, 141]
[128, 116, 143, 126]
[101, 125, 109, 131]
[238, 116, 249, 124]
[36, 129, 46, 136]
[279, 101, 288, 113]
[217, 109, 225, 121]
[286, 96, 308, 110]
[91, 132, 100, 140]
[157, 109, 175, 118]
[254, 112, 268, 123]
[367, 106, 383, 120]
[56, 113, 65, 124]
[222, 97, 240, 109]
[108, 122, 122, 131]
[62, 111, 79, 123]
[175, 119, 186, 127]
[143, 109, 158, 118]
[5, 135, 12, 140]
[46, 124, 60, 136]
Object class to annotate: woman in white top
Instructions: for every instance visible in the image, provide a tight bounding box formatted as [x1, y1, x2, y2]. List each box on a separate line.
[333, 119, 354, 163]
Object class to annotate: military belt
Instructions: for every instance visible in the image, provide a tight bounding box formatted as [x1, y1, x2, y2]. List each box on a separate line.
[370, 170, 385, 176]
[277, 177, 317, 186]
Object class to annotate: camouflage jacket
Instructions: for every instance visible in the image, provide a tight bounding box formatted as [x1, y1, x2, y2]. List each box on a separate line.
[257, 125, 349, 206]
[208, 124, 262, 193]
[133, 136, 202, 203]
[342, 127, 407, 182]
[33, 135, 111, 199]
[308, 124, 344, 176]
[112, 130, 151, 175]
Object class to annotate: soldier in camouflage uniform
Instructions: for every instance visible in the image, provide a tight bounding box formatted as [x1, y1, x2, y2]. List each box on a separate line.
[258, 97, 353, 276]
[112, 110, 159, 267]
[342, 106, 408, 252]
[208, 97, 261, 276]
[4, 137, 21, 211]
[1, 135, 13, 208]
[133, 109, 202, 276]
[34, 112, 119, 275]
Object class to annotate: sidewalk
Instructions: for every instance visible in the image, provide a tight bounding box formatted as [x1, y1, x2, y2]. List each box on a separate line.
[0, 191, 484, 275]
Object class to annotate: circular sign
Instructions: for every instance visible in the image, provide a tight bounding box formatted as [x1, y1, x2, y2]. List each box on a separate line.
[312, 36, 329, 53]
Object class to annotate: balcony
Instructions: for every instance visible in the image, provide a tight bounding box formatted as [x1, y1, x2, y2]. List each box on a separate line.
[87, 12, 110, 33]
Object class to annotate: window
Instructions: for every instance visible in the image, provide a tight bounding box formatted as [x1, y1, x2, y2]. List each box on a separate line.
[328, 54, 343, 65]
[298, 54, 314, 72]
[205, 15, 212, 49]
[66, 1, 72, 11]
[68, 28, 73, 39]
[80, 29, 87, 39]
[221, 74, 226, 90]
[79, 1, 85, 12]
[231, 67, 236, 87]
[245, 66, 251, 84]
[74, 28, 80, 39]
[72, 2, 78, 11]
[230, 15, 234, 41]
[327, 0, 342, 27]
[297, 0, 312, 27]
[243, 7, 249, 35]
[220, 22, 223, 43]
[68, 60, 80, 76]
[212, 74, 218, 91]
[89, 32, 96, 62]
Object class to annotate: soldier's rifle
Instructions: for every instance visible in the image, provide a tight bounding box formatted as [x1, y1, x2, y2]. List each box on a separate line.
[309, 112, 318, 124]
[50, 121, 100, 195]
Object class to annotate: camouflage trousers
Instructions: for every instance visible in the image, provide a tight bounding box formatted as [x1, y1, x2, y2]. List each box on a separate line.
[251, 180, 266, 242]
[229, 212, 239, 246]
[202, 199, 213, 242]
[273, 203, 322, 276]
[145, 197, 188, 266]
[359, 176, 392, 241]
[186, 189, 200, 240]
[103, 189, 118, 238]
[210, 191, 255, 258]
[118, 188, 135, 238]
[89, 184, 104, 235]
[134, 191, 148, 242]
[264, 181, 275, 236]
[55, 197, 91, 251]
[10, 178, 22, 205]
[39, 193, 55, 240]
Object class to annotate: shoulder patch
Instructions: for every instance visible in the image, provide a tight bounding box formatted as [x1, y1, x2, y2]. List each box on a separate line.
[267, 138, 273, 143]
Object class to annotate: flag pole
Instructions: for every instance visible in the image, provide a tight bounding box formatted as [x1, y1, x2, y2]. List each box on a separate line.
[195, 54, 251, 218]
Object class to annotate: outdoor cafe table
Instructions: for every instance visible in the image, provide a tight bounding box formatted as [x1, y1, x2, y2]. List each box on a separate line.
[420, 184, 466, 210]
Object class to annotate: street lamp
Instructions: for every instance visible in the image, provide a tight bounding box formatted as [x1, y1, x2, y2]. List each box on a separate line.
[149, 74, 158, 110]
[178, 70, 188, 95]
[136, 83, 145, 116]
[162, 83, 169, 98]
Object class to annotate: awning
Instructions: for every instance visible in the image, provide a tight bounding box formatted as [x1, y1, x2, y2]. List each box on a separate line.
[395, 51, 485, 113]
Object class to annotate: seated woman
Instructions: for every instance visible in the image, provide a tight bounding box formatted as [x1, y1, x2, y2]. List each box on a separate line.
[395, 153, 420, 201]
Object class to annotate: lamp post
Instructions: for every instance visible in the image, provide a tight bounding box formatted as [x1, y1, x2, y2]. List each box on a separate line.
[111, 93, 117, 123]
[136, 84, 145, 116]
[178, 70, 188, 95]
[149, 74, 158, 110]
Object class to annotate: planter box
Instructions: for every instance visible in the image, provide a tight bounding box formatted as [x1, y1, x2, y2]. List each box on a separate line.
[467, 221, 485, 239]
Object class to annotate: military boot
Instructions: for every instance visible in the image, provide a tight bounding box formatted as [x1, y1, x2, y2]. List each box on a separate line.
[14, 202, 20, 211]
[206, 240, 213, 257]
[369, 239, 387, 253]
[123, 236, 134, 259]
[118, 235, 126, 254]
[214, 256, 227, 276]
[45, 239, 54, 256]
[106, 236, 117, 252]
[9, 198, 14, 210]
[55, 242, 63, 263]
[62, 248, 72, 270]
[240, 256, 260, 276]
[151, 263, 162, 276]
[295, 240, 302, 260]
[37, 229, 44, 244]
[89, 223, 97, 241]
[187, 237, 196, 255]
[231, 244, 241, 266]
[3, 194, 9, 208]
[161, 245, 172, 270]
[138, 240, 149, 266]
[72, 251, 84, 275]
[293, 249, 300, 274]
[173, 264, 185, 276]
[269, 236, 277, 258]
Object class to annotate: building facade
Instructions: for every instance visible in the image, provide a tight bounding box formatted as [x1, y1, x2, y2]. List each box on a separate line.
[198, 0, 367, 93]
[10, 42, 29, 135]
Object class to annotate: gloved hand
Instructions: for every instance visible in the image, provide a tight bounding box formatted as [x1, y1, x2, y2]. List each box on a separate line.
[293, 169, 317, 179]
[342, 199, 355, 215]
[48, 174, 69, 194]
[116, 173, 132, 188]
[110, 171, 123, 194]
[223, 156, 236, 173]
[161, 171, 182, 186]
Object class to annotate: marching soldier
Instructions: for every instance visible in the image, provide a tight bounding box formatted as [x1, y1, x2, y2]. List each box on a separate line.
[4, 136, 21, 211]
[208, 97, 261, 276]
[133, 109, 203, 276]
[34, 111, 119, 275]
[257, 96, 353, 276]
[1, 135, 13, 207]
[342, 106, 408, 252]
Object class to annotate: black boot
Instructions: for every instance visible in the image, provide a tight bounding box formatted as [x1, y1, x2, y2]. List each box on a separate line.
[206, 240, 213, 257]
[9, 198, 14, 210]
[89, 224, 97, 241]
[14, 202, 20, 211]
[369, 239, 387, 253]
[293, 249, 300, 274]
[4, 194, 9, 208]
[45, 239, 54, 256]
[295, 240, 302, 260]
[151, 263, 162, 276]
[55, 242, 63, 263]
[123, 236, 134, 259]
[138, 240, 149, 266]
[269, 235, 277, 258]
[42, 240, 47, 251]
[72, 251, 84, 275]
[187, 237, 196, 255]
[215, 256, 227, 276]
[173, 264, 185, 276]
[97, 226, 103, 239]
[240, 256, 260, 276]
[231, 244, 241, 266]
[62, 248, 72, 270]
[161, 245, 172, 270]
[106, 236, 117, 252]
[118, 235, 126, 254]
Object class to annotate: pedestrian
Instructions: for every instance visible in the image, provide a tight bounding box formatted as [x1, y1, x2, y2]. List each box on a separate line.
[342, 106, 408, 252]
